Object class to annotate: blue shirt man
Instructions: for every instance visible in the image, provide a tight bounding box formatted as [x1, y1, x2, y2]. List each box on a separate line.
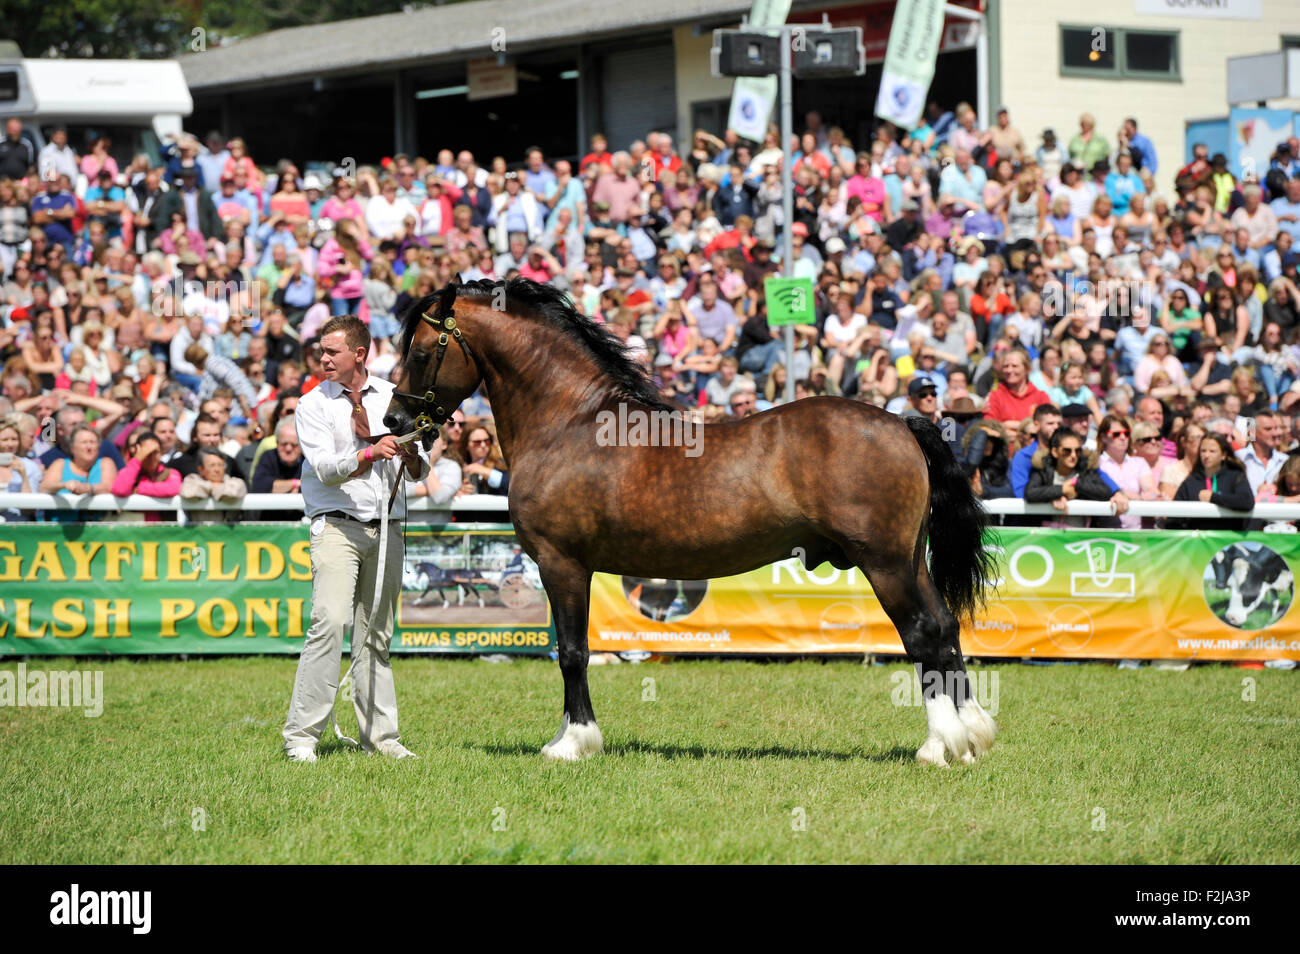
[1268, 180, 1300, 243]
[32, 176, 77, 248]
[938, 157, 986, 209]
[85, 177, 127, 239]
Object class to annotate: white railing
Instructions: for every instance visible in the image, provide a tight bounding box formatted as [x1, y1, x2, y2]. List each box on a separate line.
[0, 493, 1297, 524]
[0, 493, 510, 524]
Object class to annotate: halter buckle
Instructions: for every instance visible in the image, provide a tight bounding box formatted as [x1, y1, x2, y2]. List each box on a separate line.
[414, 413, 435, 432]
[423, 390, 437, 404]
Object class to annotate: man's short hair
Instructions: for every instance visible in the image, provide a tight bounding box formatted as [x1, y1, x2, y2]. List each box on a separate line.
[320, 315, 370, 355]
[1034, 403, 1062, 421]
[184, 343, 208, 367]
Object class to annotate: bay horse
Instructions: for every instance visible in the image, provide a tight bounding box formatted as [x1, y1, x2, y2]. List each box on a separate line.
[387, 279, 997, 766]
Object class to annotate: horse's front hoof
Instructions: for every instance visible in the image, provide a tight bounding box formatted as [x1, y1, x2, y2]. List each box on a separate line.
[541, 716, 603, 762]
[915, 738, 949, 766]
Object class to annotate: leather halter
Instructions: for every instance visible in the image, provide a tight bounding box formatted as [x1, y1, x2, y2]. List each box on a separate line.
[391, 301, 476, 435]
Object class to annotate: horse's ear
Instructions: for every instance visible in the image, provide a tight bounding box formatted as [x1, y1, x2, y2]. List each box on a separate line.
[437, 281, 458, 317]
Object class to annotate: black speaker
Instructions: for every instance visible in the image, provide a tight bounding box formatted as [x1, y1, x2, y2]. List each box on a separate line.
[713, 31, 781, 77]
[792, 28, 865, 78]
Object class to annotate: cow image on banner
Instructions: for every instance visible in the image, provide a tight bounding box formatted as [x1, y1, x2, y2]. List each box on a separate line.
[1203, 542, 1295, 630]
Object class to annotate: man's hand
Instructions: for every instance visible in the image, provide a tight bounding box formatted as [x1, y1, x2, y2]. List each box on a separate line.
[369, 434, 402, 460]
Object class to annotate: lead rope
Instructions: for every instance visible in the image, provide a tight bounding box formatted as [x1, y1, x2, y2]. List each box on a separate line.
[330, 426, 428, 749]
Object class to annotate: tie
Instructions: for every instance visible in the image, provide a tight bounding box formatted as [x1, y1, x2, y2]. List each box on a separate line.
[347, 384, 406, 514]
[345, 386, 372, 442]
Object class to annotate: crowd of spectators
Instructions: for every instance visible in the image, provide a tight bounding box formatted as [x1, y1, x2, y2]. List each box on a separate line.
[4, 104, 1300, 529]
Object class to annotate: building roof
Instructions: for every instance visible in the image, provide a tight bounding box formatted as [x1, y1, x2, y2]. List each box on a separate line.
[182, 0, 757, 91]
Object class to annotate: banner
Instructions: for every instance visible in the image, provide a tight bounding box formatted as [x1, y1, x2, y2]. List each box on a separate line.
[727, 0, 792, 142]
[1228, 107, 1295, 181]
[873, 0, 946, 129]
[588, 529, 1300, 661]
[0, 524, 554, 656]
[5, 525, 1299, 661]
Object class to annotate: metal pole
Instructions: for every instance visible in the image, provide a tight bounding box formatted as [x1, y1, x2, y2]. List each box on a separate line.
[780, 25, 795, 405]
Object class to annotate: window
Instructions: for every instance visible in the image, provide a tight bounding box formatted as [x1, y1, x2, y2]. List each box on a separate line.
[1060, 26, 1179, 82]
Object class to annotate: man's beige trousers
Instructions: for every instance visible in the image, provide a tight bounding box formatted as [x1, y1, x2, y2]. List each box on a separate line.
[284, 516, 404, 751]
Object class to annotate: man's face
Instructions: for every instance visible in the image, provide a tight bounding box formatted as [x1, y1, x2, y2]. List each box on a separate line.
[729, 392, 756, 417]
[199, 454, 226, 483]
[319, 330, 364, 382]
[555, 160, 571, 179]
[277, 430, 301, 466]
[1137, 399, 1163, 429]
[941, 293, 959, 319]
[1258, 415, 1284, 450]
[58, 410, 86, 439]
[510, 235, 527, 258]
[5, 119, 20, 140]
[195, 422, 222, 448]
[1069, 416, 1090, 438]
[278, 362, 301, 390]
[931, 312, 949, 337]
[152, 417, 176, 450]
[1039, 414, 1062, 442]
[699, 278, 718, 307]
[912, 386, 937, 412]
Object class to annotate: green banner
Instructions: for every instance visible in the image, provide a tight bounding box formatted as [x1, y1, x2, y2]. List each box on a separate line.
[0, 524, 555, 656]
[764, 276, 816, 325]
[874, 0, 946, 128]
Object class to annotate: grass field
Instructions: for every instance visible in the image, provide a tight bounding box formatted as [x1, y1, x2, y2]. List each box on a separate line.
[2, 656, 1297, 864]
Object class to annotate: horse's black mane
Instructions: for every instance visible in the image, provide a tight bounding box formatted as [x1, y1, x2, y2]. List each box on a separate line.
[400, 278, 672, 410]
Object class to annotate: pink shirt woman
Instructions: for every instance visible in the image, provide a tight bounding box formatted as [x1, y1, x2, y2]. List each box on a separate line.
[846, 173, 887, 224]
[1097, 415, 1158, 529]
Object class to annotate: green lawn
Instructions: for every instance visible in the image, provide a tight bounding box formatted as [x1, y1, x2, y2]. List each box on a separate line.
[2, 657, 1296, 864]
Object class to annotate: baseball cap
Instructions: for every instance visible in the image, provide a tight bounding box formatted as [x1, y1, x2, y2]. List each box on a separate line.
[824, 237, 847, 255]
[303, 174, 324, 191]
[1282, 252, 1300, 268]
[908, 377, 938, 397]
[900, 198, 920, 212]
[1061, 403, 1091, 419]
[791, 222, 809, 238]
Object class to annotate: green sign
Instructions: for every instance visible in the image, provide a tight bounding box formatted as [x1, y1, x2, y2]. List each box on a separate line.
[0, 524, 555, 656]
[764, 276, 816, 325]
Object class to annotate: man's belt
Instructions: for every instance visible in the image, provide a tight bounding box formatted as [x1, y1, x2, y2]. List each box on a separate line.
[320, 509, 400, 528]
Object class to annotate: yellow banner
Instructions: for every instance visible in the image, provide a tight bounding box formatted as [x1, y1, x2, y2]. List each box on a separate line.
[589, 530, 1300, 660]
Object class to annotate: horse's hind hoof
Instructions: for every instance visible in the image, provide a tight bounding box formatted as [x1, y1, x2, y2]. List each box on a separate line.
[541, 716, 603, 762]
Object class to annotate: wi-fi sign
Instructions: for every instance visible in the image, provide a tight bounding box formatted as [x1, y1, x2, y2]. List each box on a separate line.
[765, 276, 814, 325]
[772, 283, 804, 311]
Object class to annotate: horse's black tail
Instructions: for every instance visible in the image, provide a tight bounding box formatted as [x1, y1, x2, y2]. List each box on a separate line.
[904, 415, 996, 623]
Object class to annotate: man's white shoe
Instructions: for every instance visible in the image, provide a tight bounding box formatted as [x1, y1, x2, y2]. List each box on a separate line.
[286, 746, 317, 763]
[365, 740, 419, 760]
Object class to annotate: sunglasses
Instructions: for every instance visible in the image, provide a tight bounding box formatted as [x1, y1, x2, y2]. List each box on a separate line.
[1059, 447, 1080, 457]
[469, 437, 492, 445]
[1107, 430, 1131, 439]
[1135, 436, 1160, 445]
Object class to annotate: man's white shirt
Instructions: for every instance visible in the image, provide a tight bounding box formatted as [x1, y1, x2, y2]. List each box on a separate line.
[295, 375, 431, 520]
